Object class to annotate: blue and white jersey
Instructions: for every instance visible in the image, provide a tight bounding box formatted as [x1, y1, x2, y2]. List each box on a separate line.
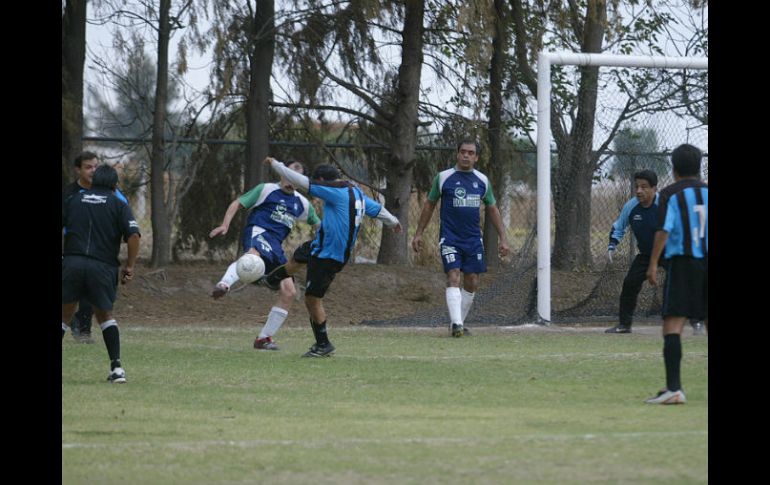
[239, 183, 319, 246]
[608, 193, 659, 256]
[427, 167, 496, 243]
[309, 181, 382, 263]
[657, 179, 708, 259]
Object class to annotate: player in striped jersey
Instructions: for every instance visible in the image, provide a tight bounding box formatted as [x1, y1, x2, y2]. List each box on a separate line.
[412, 139, 510, 337]
[209, 160, 320, 350]
[265, 157, 402, 357]
[644, 144, 708, 404]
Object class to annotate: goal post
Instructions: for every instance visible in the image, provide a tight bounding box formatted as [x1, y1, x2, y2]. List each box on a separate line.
[536, 52, 708, 323]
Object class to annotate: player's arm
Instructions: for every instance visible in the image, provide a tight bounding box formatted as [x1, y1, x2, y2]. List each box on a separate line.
[481, 185, 509, 257]
[485, 204, 510, 258]
[265, 157, 309, 190]
[209, 199, 243, 238]
[412, 175, 441, 252]
[607, 197, 635, 261]
[122, 234, 140, 284]
[412, 199, 437, 252]
[645, 230, 668, 286]
[119, 204, 141, 284]
[363, 195, 402, 232]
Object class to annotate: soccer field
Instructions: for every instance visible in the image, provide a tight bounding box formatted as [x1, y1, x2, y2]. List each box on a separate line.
[62, 325, 708, 484]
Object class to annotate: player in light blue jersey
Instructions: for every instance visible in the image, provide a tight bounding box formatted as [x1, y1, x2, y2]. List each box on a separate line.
[644, 144, 708, 405]
[412, 139, 510, 337]
[265, 157, 402, 357]
[209, 160, 320, 350]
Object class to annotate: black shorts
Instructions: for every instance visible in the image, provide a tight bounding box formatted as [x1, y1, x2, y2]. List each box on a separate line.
[292, 240, 313, 264]
[305, 255, 345, 298]
[662, 256, 708, 320]
[62, 255, 119, 311]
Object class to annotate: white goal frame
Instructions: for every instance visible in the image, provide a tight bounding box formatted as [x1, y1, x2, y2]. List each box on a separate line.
[536, 52, 708, 323]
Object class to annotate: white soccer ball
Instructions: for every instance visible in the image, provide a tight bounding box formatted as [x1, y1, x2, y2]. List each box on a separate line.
[236, 253, 265, 284]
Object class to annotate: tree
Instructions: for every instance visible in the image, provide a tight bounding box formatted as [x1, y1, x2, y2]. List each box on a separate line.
[609, 128, 669, 184]
[62, 0, 88, 189]
[508, 0, 707, 270]
[284, 0, 426, 264]
[90, 0, 208, 267]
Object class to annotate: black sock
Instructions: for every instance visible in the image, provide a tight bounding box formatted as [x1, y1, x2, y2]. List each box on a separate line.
[310, 319, 329, 345]
[266, 265, 290, 286]
[62, 328, 65, 339]
[102, 325, 121, 366]
[663, 334, 682, 391]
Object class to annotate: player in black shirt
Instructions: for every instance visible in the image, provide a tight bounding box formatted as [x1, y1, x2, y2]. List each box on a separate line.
[62, 165, 141, 383]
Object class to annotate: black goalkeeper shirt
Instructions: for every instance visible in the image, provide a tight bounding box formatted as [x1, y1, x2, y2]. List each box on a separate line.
[62, 188, 141, 266]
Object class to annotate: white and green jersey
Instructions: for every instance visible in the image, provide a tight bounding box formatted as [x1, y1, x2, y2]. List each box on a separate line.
[239, 183, 319, 245]
[427, 167, 496, 243]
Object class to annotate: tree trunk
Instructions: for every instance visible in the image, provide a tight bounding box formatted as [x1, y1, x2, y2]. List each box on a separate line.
[377, 0, 424, 265]
[483, 0, 508, 269]
[150, 0, 173, 267]
[245, 0, 275, 188]
[550, 0, 606, 270]
[62, 0, 87, 190]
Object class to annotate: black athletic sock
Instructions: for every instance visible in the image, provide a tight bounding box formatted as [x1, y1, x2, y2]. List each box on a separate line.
[310, 319, 330, 345]
[102, 325, 121, 365]
[663, 334, 682, 392]
[266, 265, 290, 286]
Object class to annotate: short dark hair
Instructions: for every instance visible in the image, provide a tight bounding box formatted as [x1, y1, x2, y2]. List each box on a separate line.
[671, 144, 702, 177]
[633, 169, 658, 188]
[285, 159, 307, 175]
[457, 138, 481, 155]
[92, 164, 118, 190]
[312, 164, 340, 181]
[74, 151, 98, 168]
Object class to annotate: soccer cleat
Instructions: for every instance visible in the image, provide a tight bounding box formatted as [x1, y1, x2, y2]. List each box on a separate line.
[605, 325, 631, 334]
[644, 388, 686, 404]
[107, 367, 127, 384]
[254, 336, 280, 351]
[74, 331, 95, 344]
[451, 323, 464, 338]
[255, 274, 281, 291]
[211, 283, 229, 300]
[692, 322, 705, 336]
[301, 342, 335, 357]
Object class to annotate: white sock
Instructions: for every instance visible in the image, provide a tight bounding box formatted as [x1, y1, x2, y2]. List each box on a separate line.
[260, 306, 289, 339]
[100, 319, 118, 331]
[445, 287, 463, 325]
[219, 262, 240, 288]
[62, 322, 69, 331]
[460, 289, 475, 324]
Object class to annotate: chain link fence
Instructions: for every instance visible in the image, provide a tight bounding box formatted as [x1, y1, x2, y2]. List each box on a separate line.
[84, 81, 706, 327]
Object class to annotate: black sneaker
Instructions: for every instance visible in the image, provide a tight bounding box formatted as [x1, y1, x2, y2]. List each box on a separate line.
[451, 324, 464, 338]
[254, 274, 281, 291]
[604, 325, 631, 334]
[301, 342, 335, 357]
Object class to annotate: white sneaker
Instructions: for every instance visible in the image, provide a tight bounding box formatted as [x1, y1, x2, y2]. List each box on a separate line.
[108, 367, 127, 384]
[644, 389, 686, 404]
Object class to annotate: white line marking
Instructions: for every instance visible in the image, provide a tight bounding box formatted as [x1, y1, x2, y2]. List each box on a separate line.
[63, 430, 707, 450]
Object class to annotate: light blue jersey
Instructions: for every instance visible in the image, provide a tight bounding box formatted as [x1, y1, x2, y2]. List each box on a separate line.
[658, 179, 708, 259]
[309, 181, 382, 263]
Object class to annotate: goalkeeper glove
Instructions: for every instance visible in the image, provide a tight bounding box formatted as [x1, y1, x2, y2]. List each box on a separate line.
[607, 243, 617, 263]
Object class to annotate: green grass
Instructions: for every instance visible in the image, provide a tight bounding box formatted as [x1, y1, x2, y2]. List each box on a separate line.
[62, 326, 708, 484]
